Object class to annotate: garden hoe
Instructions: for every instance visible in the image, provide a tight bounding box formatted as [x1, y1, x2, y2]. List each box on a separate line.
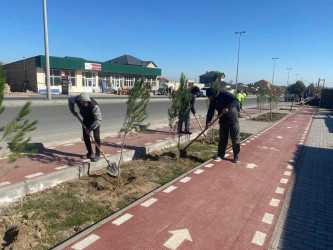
[241, 108, 251, 118]
[75, 115, 118, 177]
[194, 114, 206, 138]
[180, 112, 224, 157]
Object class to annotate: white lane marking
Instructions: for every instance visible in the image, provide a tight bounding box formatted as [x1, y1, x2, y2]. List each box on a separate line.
[0, 181, 11, 187]
[287, 127, 292, 128]
[284, 171, 291, 176]
[214, 159, 222, 162]
[164, 229, 192, 250]
[287, 165, 293, 170]
[180, 177, 191, 183]
[246, 141, 251, 143]
[82, 159, 90, 162]
[55, 165, 69, 170]
[166, 137, 171, 139]
[204, 163, 214, 168]
[163, 185, 177, 193]
[140, 198, 158, 208]
[262, 213, 274, 224]
[250, 138, 255, 140]
[280, 178, 288, 184]
[225, 154, 230, 157]
[251, 231, 267, 246]
[290, 160, 295, 164]
[48, 147, 55, 149]
[269, 198, 280, 207]
[275, 187, 285, 194]
[246, 163, 257, 169]
[276, 136, 283, 139]
[64, 143, 74, 146]
[156, 140, 163, 142]
[71, 234, 100, 250]
[25, 172, 44, 179]
[145, 142, 152, 145]
[241, 143, 246, 146]
[194, 169, 204, 174]
[112, 213, 133, 226]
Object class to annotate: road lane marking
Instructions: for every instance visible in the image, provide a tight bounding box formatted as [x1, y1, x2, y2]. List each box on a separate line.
[225, 154, 230, 157]
[48, 147, 55, 149]
[204, 163, 214, 168]
[164, 229, 192, 250]
[112, 213, 133, 226]
[163, 186, 177, 193]
[269, 198, 280, 207]
[241, 143, 246, 146]
[140, 198, 158, 207]
[145, 142, 152, 145]
[166, 137, 171, 139]
[180, 177, 191, 183]
[64, 143, 74, 146]
[275, 187, 285, 194]
[156, 140, 163, 142]
[252, 231, 267, 246]
[55, 165, 69, 170]
[262, 213, 274, 224]
[246, 163, 257, 169]
[284, 171, 291, 176]
[25, 172, 44, 179]
[287, 165, 293, 170]
[71, 234, 100, 250]
[0, 182, 10, 187]
[276, 136, 283, 139]
[194, 169, 204, 174]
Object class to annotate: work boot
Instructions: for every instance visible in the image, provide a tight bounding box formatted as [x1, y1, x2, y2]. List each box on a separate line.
[92, 155, 100, 162]
[82, 153, 93, 159]
[233, 155, 240, 163]
[185, 131, 192, 135]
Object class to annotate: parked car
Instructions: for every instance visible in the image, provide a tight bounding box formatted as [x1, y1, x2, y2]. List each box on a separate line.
[197, 87, 210, 97]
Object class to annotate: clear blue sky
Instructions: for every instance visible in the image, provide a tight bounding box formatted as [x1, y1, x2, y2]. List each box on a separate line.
[1, 0, 332, 87]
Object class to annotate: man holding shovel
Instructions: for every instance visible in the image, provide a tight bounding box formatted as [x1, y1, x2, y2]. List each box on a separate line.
[68, 93, 102, 162]
[205, 88, 241, 163]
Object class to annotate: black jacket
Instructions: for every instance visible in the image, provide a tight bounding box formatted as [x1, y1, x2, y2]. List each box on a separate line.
[206, 91, 239, 124]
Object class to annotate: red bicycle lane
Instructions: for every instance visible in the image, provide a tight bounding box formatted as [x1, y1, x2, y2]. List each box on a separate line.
[58, 107, 315, 250]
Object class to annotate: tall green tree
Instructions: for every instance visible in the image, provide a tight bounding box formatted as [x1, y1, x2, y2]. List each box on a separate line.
[117, 77, 150, 179]
[287, 81, 306, 110]
[307, 83, 316, 97]
[168, 73, 192, 158]
[0, 65, 38, 163]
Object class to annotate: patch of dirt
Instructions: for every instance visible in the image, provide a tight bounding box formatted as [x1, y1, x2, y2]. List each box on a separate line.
[0, 216, 46, 249]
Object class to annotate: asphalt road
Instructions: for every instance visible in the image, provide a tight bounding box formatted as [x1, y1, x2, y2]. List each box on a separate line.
[0, 96, 257, 146]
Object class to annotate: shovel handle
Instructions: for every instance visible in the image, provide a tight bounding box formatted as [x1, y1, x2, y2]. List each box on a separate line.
[75, 115, 109, 162]
[182, 112, 223, 152]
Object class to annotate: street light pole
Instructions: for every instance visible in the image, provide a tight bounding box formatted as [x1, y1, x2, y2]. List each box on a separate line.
[42, 0, 51, 100]
[295, 74, 299, 82]
[235, 31, 246, 93]
[271, 57, 279, 85]
[286, 67, 292, 86]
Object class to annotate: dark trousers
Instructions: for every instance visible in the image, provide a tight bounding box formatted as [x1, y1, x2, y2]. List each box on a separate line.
[178, 117, 190, 132]
[218, 113, 240, 158]
[82, 126, 101, 156]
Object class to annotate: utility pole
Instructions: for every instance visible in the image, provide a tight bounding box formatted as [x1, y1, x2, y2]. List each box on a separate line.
[286, 67, 292, 86]
[42, 0, 51, 100]
[271, 57, 278, 85]
[235, 31, 246, 93]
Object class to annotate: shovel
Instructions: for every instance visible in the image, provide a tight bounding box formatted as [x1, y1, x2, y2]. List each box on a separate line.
[180, 112, 224, 157]
[241, 108, 251, 118]
[75, 115, 118, 177]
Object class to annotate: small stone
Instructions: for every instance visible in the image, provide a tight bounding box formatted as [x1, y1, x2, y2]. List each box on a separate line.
[24, 211, 35, 219]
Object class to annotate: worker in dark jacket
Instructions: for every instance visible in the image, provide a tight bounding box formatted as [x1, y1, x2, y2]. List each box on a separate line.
[178, 86, 200, 134]
[68, 93, 102, 162]
[205, 88, 240, 163]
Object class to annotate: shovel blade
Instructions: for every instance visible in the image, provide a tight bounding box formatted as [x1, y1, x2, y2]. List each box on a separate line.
[106, 162, 118, 177]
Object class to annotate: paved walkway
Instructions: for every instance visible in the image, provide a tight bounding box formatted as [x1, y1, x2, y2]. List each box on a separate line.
[54, 107, 315, 249]
[275, 108, 333, 250]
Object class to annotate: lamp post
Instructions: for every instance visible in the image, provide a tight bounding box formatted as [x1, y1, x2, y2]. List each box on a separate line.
[286, 67, 292, 86]
[42, 0, 51, 100]
[295, 74, 299, 82]
[235, 31, 246, 93]
[271, 57, 278, 85]
[23, 57, 26, 80]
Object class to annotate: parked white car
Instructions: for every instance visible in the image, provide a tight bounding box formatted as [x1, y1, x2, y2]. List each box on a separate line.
[197, 87, 210, 97]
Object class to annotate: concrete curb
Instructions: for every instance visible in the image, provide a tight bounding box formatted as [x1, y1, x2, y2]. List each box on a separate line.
[0, 131, 200, 204]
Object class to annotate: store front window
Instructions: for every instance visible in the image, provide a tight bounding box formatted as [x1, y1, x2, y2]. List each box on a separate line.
[124, 75, 134, 87]
[64, 70, 76, 86]
[45, 69, 61, 86]
[112, 74, 122, 89]
[82, 72, 96, 92]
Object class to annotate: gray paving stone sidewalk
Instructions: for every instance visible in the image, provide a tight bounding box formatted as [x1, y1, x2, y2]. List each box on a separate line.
[277, 108, 333, 250]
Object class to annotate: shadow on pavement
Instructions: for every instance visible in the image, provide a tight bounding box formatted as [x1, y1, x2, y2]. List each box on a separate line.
[278, 145, 333, 249]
